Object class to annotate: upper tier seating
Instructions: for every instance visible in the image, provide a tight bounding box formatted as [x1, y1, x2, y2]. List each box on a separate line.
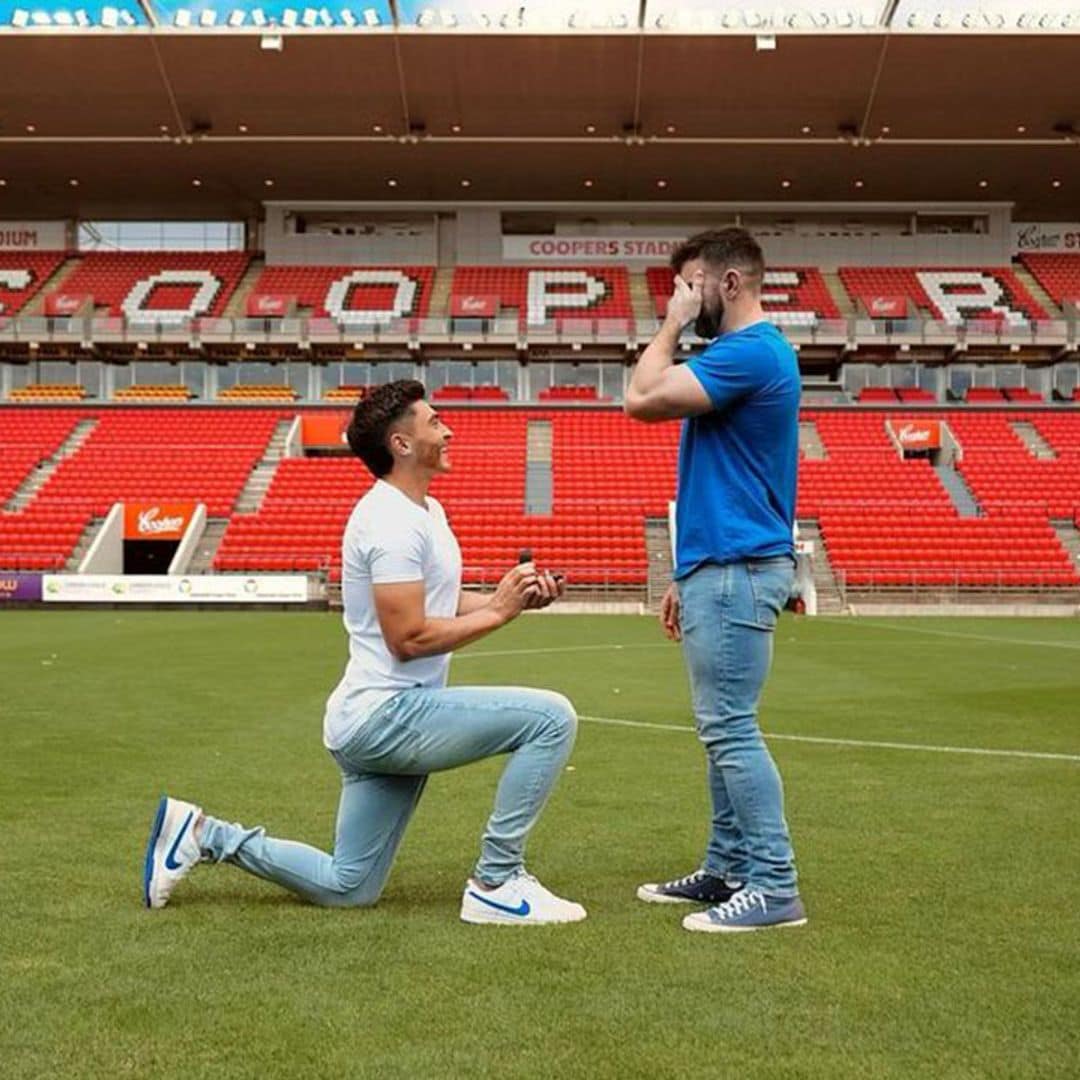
[539, 386, 601, 402]
[646, 266, 840, 326]
[839, 267, 1047, 325]
[323, 386, 369, 404]
[113, 385, 193, 401]
[218, 385, 299, 402]
[8, 384, 87, 402]
[248, 265, 434, 325]
[58, 251, 251, 324]
[1019, 254, 1080, 313]
[0, 252, 67, 317]
[431, 385, 510, 402]
[450, 267, 632, 327]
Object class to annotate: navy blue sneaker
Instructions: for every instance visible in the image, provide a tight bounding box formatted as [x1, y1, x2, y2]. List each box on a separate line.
[637, 869, 743, 905]
[683, 889, 807, 933]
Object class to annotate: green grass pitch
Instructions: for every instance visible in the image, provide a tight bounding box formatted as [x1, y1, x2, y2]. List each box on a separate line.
[2, 611, 1078, 1079]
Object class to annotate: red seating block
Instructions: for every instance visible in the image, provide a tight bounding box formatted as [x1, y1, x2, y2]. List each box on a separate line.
[451, 267, 632, 328]
[248, 265, 434, 324]
[59, 251, 251, 322]
[0, 252, 67, 317]
[839, 266, 1047, 325]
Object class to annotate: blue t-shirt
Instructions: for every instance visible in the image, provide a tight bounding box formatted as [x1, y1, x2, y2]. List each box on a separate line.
[673, 321, 800, 579]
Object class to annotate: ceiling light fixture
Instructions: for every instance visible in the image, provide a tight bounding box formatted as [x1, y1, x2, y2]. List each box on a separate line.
[460, 179, 471, 187]
[386, 178, 398, 187]
[585, 124, 597, 134]
[25, 124, 36, 133]
[978, 179, 989, 188]
[264, 179, 274, 187]
[854, 179, 865, 189]
[656, 179, 668, 189]
[800, 125, 812, 134]
[583, 178, 595, 188]
[1051, 178, 1062, 188]
[68, 178, 79, 187]
[665, 124, 677, 134]
[238, 123, 249, 133]
[451, 124, 462, 133]
[192, 178, 202, 187]
[781, 179, 792, 189]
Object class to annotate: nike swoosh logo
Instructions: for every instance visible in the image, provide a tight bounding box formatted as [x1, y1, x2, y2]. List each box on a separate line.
[467, 891, 531, 917]
[164, 811, 194, 871]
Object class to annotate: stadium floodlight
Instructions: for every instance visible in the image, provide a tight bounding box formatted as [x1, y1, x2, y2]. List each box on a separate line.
[74, 9, 90, 25]
[282, 7, 299, 26]
[101, 5, 120, 26]
[31, 10, 52, 22]
[173, 8, 192, 26]
[319, 7, 333, 25]
[120, 8, 136, 24]
[228, 9, 246, 25]
[302, 7, 318, 24]
[362, 6, 380, 24]
[340, 8, 357, 24]
[11, 8, 30, 26]
[755, 32, 776, 48]
[54, 9, 75, 23]
[199, 8, 217, 25]
[250, 7, 268, 24]
[260, 31, 283, 47]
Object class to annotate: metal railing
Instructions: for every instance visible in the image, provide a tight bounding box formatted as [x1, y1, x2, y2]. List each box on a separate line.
[1, 313, 1075, 351]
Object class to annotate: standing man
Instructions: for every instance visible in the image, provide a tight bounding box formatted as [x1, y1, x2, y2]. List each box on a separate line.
[144, 380, 586, 926]
[625, 228, 806, 933]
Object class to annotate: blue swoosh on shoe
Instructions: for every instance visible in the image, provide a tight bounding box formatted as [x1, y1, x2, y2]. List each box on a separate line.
[143, 796, 168, 907]
[164, 811, 194, 871]
[467, 891, 531, 917]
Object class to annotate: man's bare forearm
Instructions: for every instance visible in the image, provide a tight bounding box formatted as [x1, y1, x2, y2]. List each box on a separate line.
[627, 316, 682, 408]
[457, 589, 492, 616]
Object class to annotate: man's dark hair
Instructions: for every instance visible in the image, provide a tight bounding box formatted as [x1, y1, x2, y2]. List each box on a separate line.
[670, 227, 765, 284]
[346, 379, 426, 477]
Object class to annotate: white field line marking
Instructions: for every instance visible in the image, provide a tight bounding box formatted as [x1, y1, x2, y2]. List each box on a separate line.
[578, 714, 1080, 764]
[849, 621, 1080, 652]
[457, 642, 672, 660]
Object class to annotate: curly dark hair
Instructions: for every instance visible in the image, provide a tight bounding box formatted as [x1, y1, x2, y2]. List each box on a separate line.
[346, 379, 427, 477]
[670, 227, 765, 284]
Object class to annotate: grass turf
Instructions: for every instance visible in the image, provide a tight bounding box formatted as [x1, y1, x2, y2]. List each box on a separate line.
[2, 611, 1078, 1079]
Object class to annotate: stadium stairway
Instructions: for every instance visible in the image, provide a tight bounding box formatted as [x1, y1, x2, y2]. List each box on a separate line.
[525, 419, 553, 515]
[1012, 263, 1062, 319]
[933, 462, 982, 517]
[798, 520, 846, 613]
[428, 268, 454, 320]
[1012, 420, 1056, 460]
[234, 419, 293, 513]
[224, 258, 267, 317]
[4, 417, 97, 511]
[644, 517, 674, 612]
[821, 269, 857, 318]
[66, 516, 106, 570]
[629, 270, 658, 327]
[1052, 521, 1080, 577]
[22, 256, 84, 316]
[799, 419, 828, 460]
[186, 520, 231, 574]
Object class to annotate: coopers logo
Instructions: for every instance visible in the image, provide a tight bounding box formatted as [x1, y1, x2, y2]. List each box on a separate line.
[137, 507, 185, 535]
[123, 501, 197, 541]
[889, 420, 941, 450]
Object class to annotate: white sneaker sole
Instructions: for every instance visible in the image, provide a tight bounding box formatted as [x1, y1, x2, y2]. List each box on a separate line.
[460, 900, 587, 926]
[636, 885, 699, 904]
[683, 916, 808, 934]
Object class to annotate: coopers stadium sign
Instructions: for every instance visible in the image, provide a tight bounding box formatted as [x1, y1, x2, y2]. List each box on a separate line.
[503, 236, 683, 262]
[0, 221, 66, 250]
[1012, 222, 1080, 253]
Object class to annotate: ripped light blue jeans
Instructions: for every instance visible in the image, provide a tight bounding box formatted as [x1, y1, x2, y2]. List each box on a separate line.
[199, 685, 578, 907]
[677, 557, 799, 898]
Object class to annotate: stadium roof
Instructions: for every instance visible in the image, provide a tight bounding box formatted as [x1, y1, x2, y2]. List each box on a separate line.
[0, 29, 1076, 218]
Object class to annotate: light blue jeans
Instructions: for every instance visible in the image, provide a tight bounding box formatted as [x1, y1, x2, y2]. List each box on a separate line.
[677, 557, 799, 898]
[200, 685, 578, 907]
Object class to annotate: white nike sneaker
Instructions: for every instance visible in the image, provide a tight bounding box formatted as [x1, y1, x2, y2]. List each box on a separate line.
[460, 871, 587, 926]
[143, 796, 203, 909]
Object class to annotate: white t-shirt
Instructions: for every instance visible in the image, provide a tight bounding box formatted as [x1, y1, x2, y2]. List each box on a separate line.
[323, 478, 462, 750]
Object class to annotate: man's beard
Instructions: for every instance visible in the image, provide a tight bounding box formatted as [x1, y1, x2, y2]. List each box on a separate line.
[694, 304, 723, 340]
